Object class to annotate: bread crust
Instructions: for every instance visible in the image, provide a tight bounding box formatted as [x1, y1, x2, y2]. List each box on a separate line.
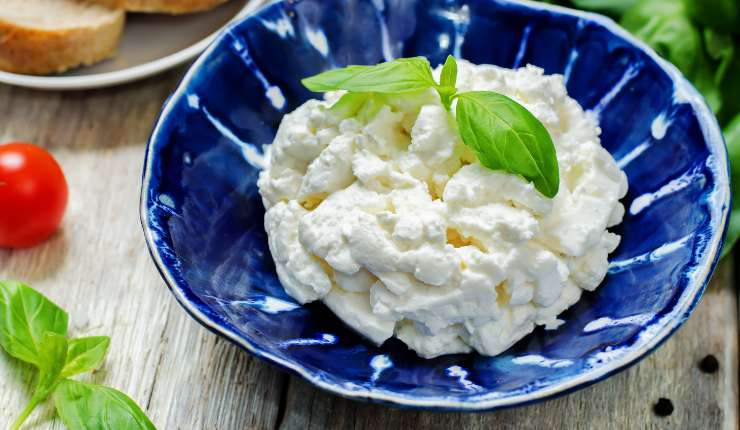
[90, 0, 126, 8]
[123, 0, 229, 14]
[0, 12, 125, 75]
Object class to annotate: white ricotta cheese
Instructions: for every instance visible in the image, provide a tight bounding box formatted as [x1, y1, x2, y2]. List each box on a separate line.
[257, 60, 628, 358]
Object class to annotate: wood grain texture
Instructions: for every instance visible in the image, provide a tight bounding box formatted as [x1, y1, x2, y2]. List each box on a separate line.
[0, 24, 738, 429]
[0, 70, 285, 430]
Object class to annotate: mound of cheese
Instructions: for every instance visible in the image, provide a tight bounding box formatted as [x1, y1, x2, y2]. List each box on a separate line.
[258, 60, 628, 358]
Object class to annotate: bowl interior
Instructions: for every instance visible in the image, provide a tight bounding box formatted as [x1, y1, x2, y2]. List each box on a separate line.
[142, 0, 728, 409]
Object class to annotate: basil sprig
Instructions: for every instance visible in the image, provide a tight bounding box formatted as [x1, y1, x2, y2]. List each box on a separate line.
[303, 56, 437, 93]
[455, 92, 559, 197]
[0, 281, 155, 430]
[302, 55, 559, 198]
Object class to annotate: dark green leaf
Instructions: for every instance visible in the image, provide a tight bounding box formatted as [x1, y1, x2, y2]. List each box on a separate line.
[54, 380, 156, 430]
[620, 0, 701, 79]
[721, 114, 740, 258]
[692, 51, 724, 113]
[0, 281, 68, 366]
[570, 0, 639, 15]
[703, 29, 734, 84]
[61, 336, 110, 378]
[684, 0, 740, 35]
[455, 91, 559, 198]
[722, 208, 740, 259]
[620, 0, 727, 112]
[302, 57, 436, 93]
[719, 54, 740, 124]
[726, 114, 740, 191]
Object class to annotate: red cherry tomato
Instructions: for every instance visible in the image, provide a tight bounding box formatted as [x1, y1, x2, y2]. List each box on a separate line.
[0, 142, 68, 248]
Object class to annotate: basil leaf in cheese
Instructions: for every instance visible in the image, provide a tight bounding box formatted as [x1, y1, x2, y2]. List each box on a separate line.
[302, 57, 437, 93]
[329, 92, 370, 118]
[438, 55, 458, 110]
[330, 92, 386, 123]
[303, 56, 560, 199]
[440, 55, 458, 87]
[455, 91, 560, 198]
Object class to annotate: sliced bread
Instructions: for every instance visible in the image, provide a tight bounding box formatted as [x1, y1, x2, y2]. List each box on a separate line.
[93, 0, 229, 14]
[0, 0, 125, 75]
[87, 0, 126, 8]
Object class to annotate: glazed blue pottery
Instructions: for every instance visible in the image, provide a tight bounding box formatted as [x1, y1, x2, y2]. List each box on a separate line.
[141, 0, 730, 410]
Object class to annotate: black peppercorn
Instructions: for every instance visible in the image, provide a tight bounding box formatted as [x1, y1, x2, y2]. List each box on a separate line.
[699, 355, 719, 374]
[653, 398, 674, 417]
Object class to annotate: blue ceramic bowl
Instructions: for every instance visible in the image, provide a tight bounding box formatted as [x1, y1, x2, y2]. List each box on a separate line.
[141, 0, 730, 410]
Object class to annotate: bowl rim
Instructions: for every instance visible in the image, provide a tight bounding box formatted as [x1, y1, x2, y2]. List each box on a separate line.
[140, 0, 731, 411]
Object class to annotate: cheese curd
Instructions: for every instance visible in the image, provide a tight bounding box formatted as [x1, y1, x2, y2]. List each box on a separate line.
[258, 60, 628, 358]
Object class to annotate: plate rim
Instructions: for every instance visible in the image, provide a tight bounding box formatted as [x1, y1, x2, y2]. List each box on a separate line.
[139, 0, 731, 411]
[0, 2, 257, 91]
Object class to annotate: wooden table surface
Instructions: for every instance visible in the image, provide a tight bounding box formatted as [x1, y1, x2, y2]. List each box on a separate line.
[1, 27, 739, 430]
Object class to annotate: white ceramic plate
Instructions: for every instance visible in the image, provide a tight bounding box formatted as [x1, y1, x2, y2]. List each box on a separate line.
[0, 0, 263, 91]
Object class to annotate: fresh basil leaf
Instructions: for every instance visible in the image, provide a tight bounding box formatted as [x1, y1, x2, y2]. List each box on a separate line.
[0, 281, 68, 366]
[440, 55, 458, 88]
[621, 0, 701, 79]
[455, 91, 559, 198]
[684, 0, 740, 35]
[330, 92, 370, 118]
[54, 380, 156, 430]
[61, 336, 110, 378]
[570, 0, 639, 15]
[330, 92, 386, 123]
[302, 57, 436, 93]
[704, 29, 735, 84]
[10, 332, 69, 430]
[357, 94, 387, 123]
[35, 332, 68, 395]
[721, 114, 740, 258]
[438, 55, 458, 110]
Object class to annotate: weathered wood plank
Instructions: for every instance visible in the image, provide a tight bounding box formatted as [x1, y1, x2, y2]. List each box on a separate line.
[1, 2, 738, 426]
[0, 69, 285, 429]
[279, 262, 738, 430]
